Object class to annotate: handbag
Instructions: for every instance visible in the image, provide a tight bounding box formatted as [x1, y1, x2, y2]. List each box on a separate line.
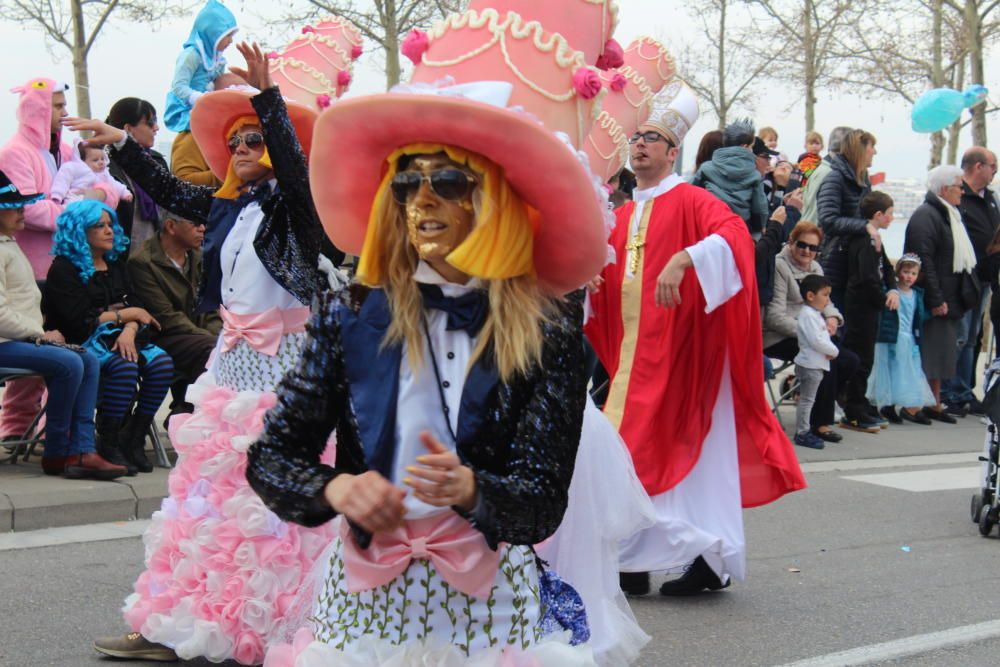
[82, 321, 165, 365]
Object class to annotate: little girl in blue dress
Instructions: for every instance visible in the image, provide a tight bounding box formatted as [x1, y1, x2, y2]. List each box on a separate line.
[164, 0, 238, 133]
[868, 253, 937, 424]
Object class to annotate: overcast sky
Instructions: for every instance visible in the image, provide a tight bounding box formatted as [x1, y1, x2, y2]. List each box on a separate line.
[1, 0, 996, 181]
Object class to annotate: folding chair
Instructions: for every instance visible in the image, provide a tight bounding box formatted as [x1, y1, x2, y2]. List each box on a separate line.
[0, 368, 46, 464]
[765, 357, 798, 428]
[147, 422, 173, 468]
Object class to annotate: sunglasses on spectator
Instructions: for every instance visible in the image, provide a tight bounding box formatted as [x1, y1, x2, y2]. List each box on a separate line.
[227, 132, 265, 154]
[390, 169, 477, 204]
[628, 131, 675, 148]
[795, 240, 821, 252]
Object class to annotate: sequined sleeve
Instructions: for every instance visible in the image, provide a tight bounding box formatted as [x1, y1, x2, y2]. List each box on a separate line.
[109, 137, 214, 224]
[246, 291, 355, 527]
[465, 295, 588, 548]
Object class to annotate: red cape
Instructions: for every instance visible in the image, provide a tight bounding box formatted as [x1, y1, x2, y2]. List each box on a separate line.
[585, 183, 806, 508]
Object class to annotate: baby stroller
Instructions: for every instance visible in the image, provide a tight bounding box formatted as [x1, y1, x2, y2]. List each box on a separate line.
[971, 358, 1000, 536]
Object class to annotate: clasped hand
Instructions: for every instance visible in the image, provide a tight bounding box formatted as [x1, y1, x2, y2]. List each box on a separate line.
[323, 431, 477, 534]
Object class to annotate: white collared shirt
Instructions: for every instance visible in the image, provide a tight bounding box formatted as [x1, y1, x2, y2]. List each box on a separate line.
[218, 180, 304, 314]
[395, 262, 481, 519]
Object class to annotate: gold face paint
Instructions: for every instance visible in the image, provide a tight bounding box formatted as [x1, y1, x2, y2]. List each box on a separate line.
[401, 155, 476, 269]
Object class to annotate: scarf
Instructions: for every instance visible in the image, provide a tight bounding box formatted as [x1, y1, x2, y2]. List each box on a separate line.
[931, 191, 977, 274]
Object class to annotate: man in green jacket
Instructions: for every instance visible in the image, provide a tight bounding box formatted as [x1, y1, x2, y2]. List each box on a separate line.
[127, 210, 220, 422]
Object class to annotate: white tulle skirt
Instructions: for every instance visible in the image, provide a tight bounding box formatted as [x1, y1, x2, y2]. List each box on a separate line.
[536, 398, 656, 666]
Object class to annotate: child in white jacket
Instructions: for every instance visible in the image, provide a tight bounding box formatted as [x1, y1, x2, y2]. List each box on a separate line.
[794, 274, 839, 449]
[50, 142, 132, 205]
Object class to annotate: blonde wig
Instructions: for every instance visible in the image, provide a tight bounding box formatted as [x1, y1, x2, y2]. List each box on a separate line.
[358, 144, 560, 382]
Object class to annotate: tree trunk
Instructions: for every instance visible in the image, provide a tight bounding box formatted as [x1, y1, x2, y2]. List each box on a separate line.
[964, 0, 988, 145]
[717, 0, 727, 130]
[383, 0, 401, 89]
[70, 0, 91, 119]
[802, 0, 816, 130]
[929, 0, 944, 169]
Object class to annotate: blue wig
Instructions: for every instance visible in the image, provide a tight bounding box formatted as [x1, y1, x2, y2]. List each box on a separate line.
[51, 200, 129, 282]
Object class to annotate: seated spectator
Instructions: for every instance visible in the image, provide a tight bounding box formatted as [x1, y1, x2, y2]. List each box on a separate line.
[691, 118, 770, 234]
[127, 209, 220, 423]
[816, 128, 878, 310]
[904, 165, 980, 423]
[0, 170, 125, 480]
[43, 201, 175, 474]
[105, 97, 167, 251]
[694, 129, 723, 171]
[764, 159, 804, 236]
[764, 221, 858, 443]
[841, 191, 898, 432]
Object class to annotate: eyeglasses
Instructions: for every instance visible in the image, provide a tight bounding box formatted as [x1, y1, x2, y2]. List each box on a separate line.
[390, 169, 477, 204]
[227, 132, 265, 154]
[795, 240, 820, 253]
[628, 131, 675, 147]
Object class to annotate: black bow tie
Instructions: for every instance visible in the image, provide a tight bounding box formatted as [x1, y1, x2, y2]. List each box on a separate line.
[418, 283, 489, 336]
[234, 184, 270, 207]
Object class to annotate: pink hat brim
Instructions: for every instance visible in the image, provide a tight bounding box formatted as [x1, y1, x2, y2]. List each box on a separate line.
[309, 94, 606, 294]
[190, 89, 318, 180]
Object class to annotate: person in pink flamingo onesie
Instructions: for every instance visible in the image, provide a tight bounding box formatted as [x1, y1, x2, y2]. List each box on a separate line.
[0, 78, 120, 445]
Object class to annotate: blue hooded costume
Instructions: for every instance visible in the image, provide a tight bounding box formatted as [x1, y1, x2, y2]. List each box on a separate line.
[164, 0, 238, 133]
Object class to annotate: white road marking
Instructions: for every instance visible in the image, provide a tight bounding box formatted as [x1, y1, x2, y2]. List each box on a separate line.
[842, 466, 981, 492]
[800, 452, 979, 474]
[773, 619, 1000, 666]
[0, 519, 150, 552]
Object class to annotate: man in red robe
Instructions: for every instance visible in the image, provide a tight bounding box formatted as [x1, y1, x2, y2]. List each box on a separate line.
[585, 83, 806, 596]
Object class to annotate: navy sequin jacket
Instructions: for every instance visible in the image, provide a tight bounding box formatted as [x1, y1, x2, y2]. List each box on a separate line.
[246, 286, 588, 551]
[108, 86, 330, 312]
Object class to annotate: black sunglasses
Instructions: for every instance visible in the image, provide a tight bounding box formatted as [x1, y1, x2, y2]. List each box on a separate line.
[795, 240, 821, 253]
[390, 169, 477, 204]
[227, 132, 265, 154]
[628, 131, 674, 147]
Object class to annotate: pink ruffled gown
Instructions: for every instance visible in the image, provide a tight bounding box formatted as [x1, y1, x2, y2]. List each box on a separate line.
[122, 204, 335, 665]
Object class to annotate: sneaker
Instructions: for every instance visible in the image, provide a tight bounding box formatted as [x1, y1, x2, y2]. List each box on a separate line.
[967, 398, 986, 417]
[839, 417, 881, 433]
[93, 632, 178, 661]
[944, 402, 969, 418]
[880, 406, 903, 424]
[794, 432, 825, 449]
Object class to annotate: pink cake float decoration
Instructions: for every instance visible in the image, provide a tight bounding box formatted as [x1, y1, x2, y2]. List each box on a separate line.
[583, 36, 677, 183]
[410, 3, 608, 148]
[402, 29, 430, 65]
[270, 15, 363, 112]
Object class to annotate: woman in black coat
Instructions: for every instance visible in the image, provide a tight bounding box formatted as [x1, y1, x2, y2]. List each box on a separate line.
[816, 129, 878, 309]
[903, 165, 980, 420]
[104, 97, 168, 251]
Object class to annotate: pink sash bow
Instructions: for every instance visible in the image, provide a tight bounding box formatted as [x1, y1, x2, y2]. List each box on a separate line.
[341, 513, 503, 599]
[220, 306, 310, 356]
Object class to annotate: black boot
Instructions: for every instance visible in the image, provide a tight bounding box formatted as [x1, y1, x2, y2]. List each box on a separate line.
[122, 412, 155, 473]
[659, 556, 730, 596]
[96, 414, 137, 477]
[619, 571, 650, 596]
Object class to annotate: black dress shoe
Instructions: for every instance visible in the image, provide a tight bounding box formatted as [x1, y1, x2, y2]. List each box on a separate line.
[659, 556, 730, 596]
[619, 571, 650, 596]
[924, 407, 957, 424]
[944, 402, 968, 418]
[900, 408, 932, 425]
[967, 398, 986, 417]
[811, 428, 843, 443]
[880, 406, 903, 424]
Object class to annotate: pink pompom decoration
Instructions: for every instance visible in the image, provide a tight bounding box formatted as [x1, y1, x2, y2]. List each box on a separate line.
[351, 44, 363, 60]
[401, 29, 430, 66]
[266, 51, 280, 60]
[596, 39, 625, 70]
[337, 70, 352, 87]
[316, 94, 332, 109]
[573, 67, 602, 100]
[301, 26, 315, 34]
[609, 72, 627, 92]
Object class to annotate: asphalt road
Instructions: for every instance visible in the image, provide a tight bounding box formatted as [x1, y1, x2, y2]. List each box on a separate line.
[1, 412, 997, 667]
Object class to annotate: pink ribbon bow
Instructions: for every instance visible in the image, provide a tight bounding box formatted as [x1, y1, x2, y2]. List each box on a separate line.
[220, 306, 309, 356]
[341, 513, 502, 599]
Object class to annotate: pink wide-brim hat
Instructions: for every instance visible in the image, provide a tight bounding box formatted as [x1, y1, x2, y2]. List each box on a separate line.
[190, 89, 318, 180]
[309, 92, 608, 295]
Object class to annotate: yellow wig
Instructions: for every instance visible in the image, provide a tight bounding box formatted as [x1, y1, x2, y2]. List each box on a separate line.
[214, 116, 273, 199]
[357, 143, 538, 285]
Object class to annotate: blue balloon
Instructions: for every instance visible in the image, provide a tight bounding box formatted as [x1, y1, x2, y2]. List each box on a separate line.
[911, 85, 989, 133]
